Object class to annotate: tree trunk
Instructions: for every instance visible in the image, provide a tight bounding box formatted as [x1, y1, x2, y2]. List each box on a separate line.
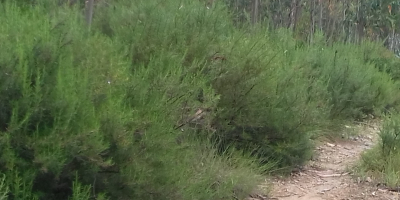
[343, 0, 350, 43]
[85, 0, 94, 27]
[309, 0, 316, 44]
[318, 0, 323, 31]
[356, 0, 365, 44]
[251, 0, 259, 24]
[288, 0, 299, 32]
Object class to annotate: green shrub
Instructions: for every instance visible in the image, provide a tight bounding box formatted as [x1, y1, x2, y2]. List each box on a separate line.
[363, 41, 400, 81]
[3, 0, 400, 199]
[91, 0, 234, 66]
[90, 0, 325, 173]
[205, 29, 330, 171]
[0, 1, 264, 199]
[358, 113, 400, 188]
[206, 27, 400, 172]
[290, 37, 400, 119]
[0, 174, 8, 200]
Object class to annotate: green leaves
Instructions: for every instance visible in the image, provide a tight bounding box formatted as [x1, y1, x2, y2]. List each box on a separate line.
[0, 174, 9, 200]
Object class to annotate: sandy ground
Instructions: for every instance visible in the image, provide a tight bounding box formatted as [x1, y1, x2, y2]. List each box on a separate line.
[255, 120, 400, 200]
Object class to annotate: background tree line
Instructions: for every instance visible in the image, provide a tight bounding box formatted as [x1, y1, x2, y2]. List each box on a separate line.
[224, 0, 400, 53]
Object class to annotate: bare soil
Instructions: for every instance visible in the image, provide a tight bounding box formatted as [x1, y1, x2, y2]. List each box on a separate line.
[262, 120, 400, 200]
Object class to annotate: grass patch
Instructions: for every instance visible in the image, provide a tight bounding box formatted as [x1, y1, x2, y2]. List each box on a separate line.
[357, 114, 400, 188]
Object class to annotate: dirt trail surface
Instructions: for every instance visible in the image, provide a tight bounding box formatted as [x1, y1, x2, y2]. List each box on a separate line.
[266, 120, 400, 200]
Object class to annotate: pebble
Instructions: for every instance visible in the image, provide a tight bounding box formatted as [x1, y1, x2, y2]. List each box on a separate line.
[326, 142, 336, 147]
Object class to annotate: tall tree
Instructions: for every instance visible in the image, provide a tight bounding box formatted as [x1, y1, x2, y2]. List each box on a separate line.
[252, 0, 260, 24]
[85, 0, 94, 27]
[288, 0, 300, 32]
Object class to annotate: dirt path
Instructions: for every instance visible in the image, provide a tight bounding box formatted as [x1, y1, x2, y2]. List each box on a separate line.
[265, 120, 400, 200]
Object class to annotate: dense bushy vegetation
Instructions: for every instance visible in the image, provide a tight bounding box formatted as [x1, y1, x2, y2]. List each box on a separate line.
[357, 48, 400, 189]
[358, 114, 400, 188]
[1, 0, 400, 199]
